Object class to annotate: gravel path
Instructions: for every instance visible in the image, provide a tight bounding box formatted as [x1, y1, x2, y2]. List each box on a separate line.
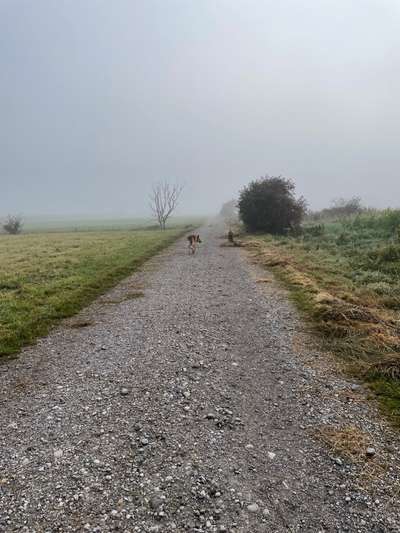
[1, 223, 400, 532]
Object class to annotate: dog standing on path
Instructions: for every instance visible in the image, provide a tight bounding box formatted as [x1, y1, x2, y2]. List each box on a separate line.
[187, 234, 202, 255]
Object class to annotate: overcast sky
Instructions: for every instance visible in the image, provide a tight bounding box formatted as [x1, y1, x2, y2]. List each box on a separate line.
[1, 0, 399, 216]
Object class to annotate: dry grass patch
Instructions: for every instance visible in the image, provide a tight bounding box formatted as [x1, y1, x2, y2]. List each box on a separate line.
[316, 301, 382, 324]
[367, 354, 400, 380]
[317, 424, 374, 463]
[336, 388, 368, 404]
[68, 319, 94, 329]
[124, 282, 145, 290]
[314, 292, 337, 304]
[103, 291, 145, 304]
[315, 424, 393, 486]
[124, 291, 145, 300]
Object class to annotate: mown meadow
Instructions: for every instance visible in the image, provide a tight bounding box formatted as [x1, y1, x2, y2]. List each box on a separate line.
[247, 209, 400, 423]
[0, 227, 190, 357]
[21, 214, 203, 233]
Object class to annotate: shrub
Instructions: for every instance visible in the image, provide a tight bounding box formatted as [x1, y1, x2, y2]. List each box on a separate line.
[2, 215, 23, 235]
[304, 224, 325, 237]
[369, 244, 400, 263]
[238, 176, 306, 234]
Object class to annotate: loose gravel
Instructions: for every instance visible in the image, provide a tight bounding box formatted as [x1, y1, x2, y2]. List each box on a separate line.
[0, 223, 400, 532]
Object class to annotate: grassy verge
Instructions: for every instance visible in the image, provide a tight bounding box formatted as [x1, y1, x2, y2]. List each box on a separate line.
[0, 227, 190, 357]
[245, 212, 400, 425]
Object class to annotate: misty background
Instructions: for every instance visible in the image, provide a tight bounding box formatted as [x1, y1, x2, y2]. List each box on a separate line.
[1, 0, 399, 217]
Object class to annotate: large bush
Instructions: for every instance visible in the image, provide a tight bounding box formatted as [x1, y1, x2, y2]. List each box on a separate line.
[238, 176, 306, 233]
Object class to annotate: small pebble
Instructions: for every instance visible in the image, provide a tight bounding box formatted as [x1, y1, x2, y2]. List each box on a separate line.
[247, 503, 259, 513]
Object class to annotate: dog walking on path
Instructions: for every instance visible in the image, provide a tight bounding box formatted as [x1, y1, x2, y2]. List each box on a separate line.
[187, 234, 201, 255]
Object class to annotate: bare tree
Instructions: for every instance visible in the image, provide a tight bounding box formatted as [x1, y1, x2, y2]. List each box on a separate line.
[2, 214, 23, 235]
[149, 181, 184, 230]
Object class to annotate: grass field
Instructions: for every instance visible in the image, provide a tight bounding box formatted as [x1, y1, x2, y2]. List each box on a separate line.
[246, 209, 400, 424]
[21, 215, 152, 232]
[0, 227, 190, 357]
[14, 214, 206, 233]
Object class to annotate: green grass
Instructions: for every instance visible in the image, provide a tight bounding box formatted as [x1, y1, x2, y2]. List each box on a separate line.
[247, 210, 400, 425]
[0, 228, 189, 357]
[22, 215, 152, 232]
[16, 214, 206, 233]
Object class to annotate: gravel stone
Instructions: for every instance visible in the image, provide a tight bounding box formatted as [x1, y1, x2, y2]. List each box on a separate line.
[247, 503, 259, 513]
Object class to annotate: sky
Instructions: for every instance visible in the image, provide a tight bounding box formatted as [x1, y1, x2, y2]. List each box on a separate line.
[1, 0, 400, 216]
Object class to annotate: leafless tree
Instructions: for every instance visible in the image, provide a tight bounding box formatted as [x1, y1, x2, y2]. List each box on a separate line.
[149, 181, 184, 230]
[2, 214, 23, 235]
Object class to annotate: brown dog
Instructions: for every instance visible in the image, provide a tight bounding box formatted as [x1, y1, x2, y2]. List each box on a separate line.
[187, 234, 202, 254]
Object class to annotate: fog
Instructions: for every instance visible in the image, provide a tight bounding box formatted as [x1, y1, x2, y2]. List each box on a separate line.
[1, 0, 399, 217]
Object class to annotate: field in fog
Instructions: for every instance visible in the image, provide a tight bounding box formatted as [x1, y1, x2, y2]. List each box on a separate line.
[0, 227, 190, 357]
[248, 209, 400, 423]
[18, 215, 204, 233]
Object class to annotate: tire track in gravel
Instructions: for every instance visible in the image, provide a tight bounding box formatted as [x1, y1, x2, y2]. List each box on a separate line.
[0, 222, 399, 532]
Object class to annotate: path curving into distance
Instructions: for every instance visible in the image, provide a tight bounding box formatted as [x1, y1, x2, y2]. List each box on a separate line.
[0, 222, 399, 532]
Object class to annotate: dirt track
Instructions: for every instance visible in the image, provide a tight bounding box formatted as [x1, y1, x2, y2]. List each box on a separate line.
[0, 223, 399, 532]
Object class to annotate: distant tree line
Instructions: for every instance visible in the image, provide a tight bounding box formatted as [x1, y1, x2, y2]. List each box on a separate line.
[308, 197, 363, 221]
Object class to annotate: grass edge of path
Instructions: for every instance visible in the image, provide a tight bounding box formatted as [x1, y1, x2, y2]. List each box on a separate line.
[243, 235, 400, 428]
[0, 226, 194, 360]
